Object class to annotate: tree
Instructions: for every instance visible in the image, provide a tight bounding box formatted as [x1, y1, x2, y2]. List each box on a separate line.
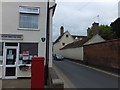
[99, 25, 117, 40]
[87, 24, 117, 40]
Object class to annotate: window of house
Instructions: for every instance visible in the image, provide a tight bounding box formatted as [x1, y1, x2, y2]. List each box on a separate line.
[19, 6, 40, 30]
[66, 35, 69, 37]
[62, 43, 65, 46]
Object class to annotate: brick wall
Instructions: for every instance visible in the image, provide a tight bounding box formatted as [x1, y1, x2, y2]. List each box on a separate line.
[84, 39, 120, 69]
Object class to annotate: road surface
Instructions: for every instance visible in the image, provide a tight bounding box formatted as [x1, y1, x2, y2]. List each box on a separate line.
[53, 59, 119, 88]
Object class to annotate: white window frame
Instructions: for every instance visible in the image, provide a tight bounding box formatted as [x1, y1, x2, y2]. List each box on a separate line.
[19, 6, 40, 30]
[19, 6, 40, 14]
[0, 42, 3, 66]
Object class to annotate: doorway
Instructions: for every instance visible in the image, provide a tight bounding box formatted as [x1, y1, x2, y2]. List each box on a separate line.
[3, 46, 18, 79]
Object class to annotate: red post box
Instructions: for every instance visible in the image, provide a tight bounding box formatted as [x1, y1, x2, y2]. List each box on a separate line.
[31, 57, 44, 89]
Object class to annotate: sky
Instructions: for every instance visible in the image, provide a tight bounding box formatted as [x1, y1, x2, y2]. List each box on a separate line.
[53, 0, 120, 41]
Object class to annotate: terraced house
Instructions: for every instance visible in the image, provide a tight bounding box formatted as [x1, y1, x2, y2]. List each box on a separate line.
[0, 0, 56, 79]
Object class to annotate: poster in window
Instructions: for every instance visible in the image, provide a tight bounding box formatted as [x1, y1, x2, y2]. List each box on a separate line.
[22, 51, 29, 60]
[7, 50, 14, 59]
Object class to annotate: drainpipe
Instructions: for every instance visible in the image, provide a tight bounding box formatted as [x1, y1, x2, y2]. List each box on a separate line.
[49, 3, 57, 16]
[45, 0, 57, 85]
[45, 0, 50, 85]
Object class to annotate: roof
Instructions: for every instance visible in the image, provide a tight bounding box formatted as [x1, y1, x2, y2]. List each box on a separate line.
[111, 17, 120, 26]
[60, 34, 106, 50]
[84, 34, 105, 45]
[53, 31, 68, 45]
[60, 38, 89, 50]
[72, 35, 87, 39]
[53, 31, 87, 45]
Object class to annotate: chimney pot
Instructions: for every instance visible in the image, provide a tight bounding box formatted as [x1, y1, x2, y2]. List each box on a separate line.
[60, 26, 64, 36]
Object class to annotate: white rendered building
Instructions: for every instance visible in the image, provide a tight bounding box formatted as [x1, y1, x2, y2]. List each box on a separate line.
[0, 0, 56, 79]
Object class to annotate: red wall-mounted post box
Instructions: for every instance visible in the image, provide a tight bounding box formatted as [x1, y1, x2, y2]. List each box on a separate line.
[31, 57, 44, 89]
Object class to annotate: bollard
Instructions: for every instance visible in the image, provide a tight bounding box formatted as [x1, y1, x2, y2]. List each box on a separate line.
[31, 57, 44, 89]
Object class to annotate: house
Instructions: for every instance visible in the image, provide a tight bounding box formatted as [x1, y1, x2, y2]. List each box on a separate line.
[110, 17, 120, 38]
[53, 26, 87, 55]
[60, 34, 105, 61]
[0, 0, 56, 79]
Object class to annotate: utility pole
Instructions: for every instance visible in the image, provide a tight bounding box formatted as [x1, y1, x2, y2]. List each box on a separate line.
[45, 0, 49, 85]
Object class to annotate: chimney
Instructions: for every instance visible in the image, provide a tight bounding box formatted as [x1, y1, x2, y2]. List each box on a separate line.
[60, 26, 64, 36]
[92, 22, 99, 27]
[92, 22, 99, 35]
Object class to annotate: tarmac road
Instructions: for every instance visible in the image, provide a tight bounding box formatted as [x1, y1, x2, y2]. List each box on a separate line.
[53, 59, 119, 88]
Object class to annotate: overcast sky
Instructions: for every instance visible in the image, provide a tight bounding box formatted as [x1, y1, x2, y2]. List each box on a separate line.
[53, 0, 120, 41]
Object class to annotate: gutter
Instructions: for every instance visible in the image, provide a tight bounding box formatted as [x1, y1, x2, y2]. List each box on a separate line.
[49, 3, 57, 16]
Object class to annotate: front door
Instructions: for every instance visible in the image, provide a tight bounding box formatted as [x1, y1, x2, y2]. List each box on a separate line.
[3, 47, 18, 79]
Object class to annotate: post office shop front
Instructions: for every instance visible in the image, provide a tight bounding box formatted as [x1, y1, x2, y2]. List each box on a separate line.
[0, 42, 39, 79]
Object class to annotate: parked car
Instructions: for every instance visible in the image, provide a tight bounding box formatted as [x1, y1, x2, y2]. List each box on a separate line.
[54, 54, 64, 60]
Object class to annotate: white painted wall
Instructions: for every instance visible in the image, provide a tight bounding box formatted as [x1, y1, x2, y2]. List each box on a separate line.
[61, 47, 83, 61]
[60, 34, 105, 61]
[2, 2, 47, 42]
[1, 1, 55, 78]
[49, 8, 54, 67]
[53, 42, 61, 55]
[2, 2, 47, 57]
[53, 32, 74, 55]
[1, 2, 47, 78]
[60, 32, 74, 46]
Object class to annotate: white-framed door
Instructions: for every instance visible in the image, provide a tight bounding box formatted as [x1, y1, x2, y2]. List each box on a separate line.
[3, 46, 19, 79]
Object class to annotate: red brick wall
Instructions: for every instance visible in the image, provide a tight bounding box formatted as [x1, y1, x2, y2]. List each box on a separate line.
[84, 39, 120, 69]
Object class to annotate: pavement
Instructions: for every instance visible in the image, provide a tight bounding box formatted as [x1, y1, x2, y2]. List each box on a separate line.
[1, 79, 31, 89]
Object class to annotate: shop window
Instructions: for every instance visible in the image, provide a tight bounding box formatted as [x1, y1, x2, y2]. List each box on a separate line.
[20, 43, 38, 55]
[19, 43, 38, 65]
